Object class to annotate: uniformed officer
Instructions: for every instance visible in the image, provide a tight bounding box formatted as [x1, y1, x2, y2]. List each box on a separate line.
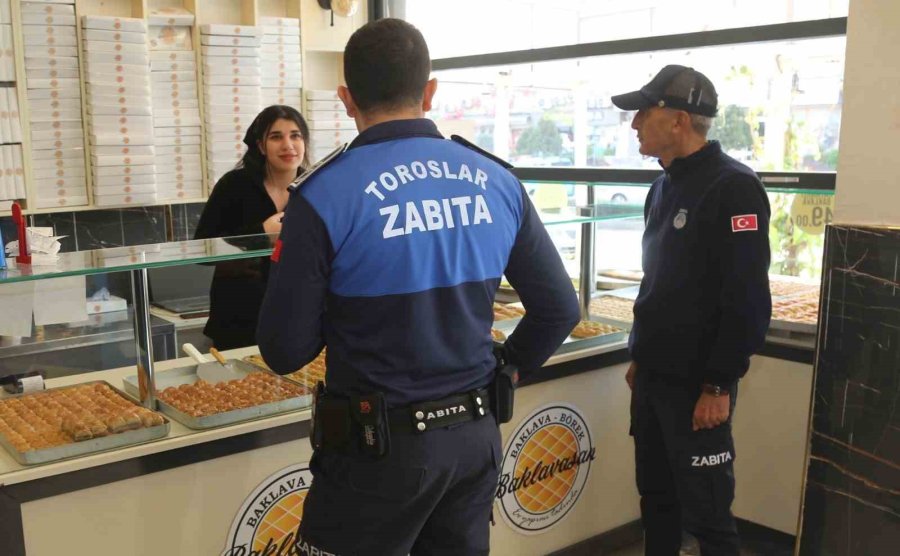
[256, 18, 580, 556]
[612, 66, 772, 555]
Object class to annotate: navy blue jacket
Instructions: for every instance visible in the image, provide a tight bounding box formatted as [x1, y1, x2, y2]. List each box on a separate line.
[257, 119, 579, 406]
[628, 141, 772, 388]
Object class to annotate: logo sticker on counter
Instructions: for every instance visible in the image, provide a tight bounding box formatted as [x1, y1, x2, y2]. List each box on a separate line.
[223, 464, 312, 555]
[496, 404, 596, 534]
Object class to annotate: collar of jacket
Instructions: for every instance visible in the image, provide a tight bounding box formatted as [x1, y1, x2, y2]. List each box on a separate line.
[348, 118, 444, 150]
[660, 140, 722, 179]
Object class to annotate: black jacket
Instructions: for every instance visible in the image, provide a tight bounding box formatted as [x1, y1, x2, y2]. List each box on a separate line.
[628, 141, 772, 387]
[194, 167, 276, 349]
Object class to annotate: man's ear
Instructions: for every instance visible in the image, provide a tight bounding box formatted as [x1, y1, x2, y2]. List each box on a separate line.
[422, 78, 438, 112]
[338, 85, 358, 119]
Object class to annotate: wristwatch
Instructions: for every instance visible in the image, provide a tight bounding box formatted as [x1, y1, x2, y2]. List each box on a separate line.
[702, 383, 730, 397]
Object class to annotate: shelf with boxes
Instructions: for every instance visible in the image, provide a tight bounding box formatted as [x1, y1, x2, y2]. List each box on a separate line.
[0, 0, 366, 217]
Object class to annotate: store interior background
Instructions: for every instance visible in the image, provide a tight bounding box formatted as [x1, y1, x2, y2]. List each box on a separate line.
[0, 0, 898, 554]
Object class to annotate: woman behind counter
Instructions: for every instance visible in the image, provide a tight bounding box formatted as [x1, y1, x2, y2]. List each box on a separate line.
[195, 105, 311, 350]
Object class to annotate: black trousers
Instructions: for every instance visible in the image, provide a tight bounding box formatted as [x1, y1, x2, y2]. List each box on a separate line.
[297, 415, 501, 556]
[631, 371, 740, 556]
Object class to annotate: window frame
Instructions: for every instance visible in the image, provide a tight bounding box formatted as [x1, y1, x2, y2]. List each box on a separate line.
[376, 2, 846, 191]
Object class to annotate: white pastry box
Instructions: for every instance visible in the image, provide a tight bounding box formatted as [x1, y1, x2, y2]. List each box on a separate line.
[84, 62, 151, 76]
[87, 92, 153, 106]
[31, 137, 85, 150]
[32, 163, 85, 179]
[27, 45, 79, 58]
[29, 107, 83, 121]
[262, 34, 300, 45]
[83, 29, 148, 45]
[204, 103, 260, 116]
[82, 16, 147, 33]
[84, 51, 150, 66]
[31, 119, 83, 132]
[26, 87, 81, 100]
[154, 115, 202, 127]
[35, 195, 87, 208]
[21, 3, 76, 15]
[261, 43, 301, 54]
[21, 14, 77, 26]
[200, 34, 262, 48]
[93, 171, 158, 187]
[31, 128, 86, 141]
[204, 73, 263, 86]
[27, 77, 80, 89]
[204, 113, 255, 127]
[203, 91, 261, 105]
[86, 82, 152, 98]
[155, 144, 201, 156]
[25, 67, 80, 79]
[92, 153, 155, 166]
[82, 41, 148, 54]
[148, 26, 193, 51]
[89, 132, 155, 147]
[200, 45, 260, 57]
[150, 70, 197, 83]
[202, 64, 262, 76]
[154, 134, 201, 147]
[205, 122, 254, 135]
[24, 56, 79, 69]
[23, 33, 77, 47]
[90, 114, 152, 128]
[92, 144, 155, 157]
[150, 60, 196, 72]
[93, 192, 157, 207]
[87, 103, 153, 116]
[199, 24, 261, 37]
[259, 17, 300, 29]
[153, 97, 200, 110]
[307, 119, 356, 131]
[152, 107, 200, 119]
[94, 182, 158, 195]
[154, 126, 201, 137]
[150, 50, 194, 62]
[34, 175, 86, 189]
[148, 12, 195, 26]
[93, 163, 156, 177]
[22, 25, 77, 38]
[152, 85, 198, 100]
[85, 73, 151, 88]
[307, 99, 345, 111]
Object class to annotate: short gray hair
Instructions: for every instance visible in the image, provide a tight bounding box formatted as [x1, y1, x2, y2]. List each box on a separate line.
[690, 114, 713, 136]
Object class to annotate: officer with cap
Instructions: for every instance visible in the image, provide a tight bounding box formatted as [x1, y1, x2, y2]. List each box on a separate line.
[256, 17, 580, 556]
[612, 65, 772, 555]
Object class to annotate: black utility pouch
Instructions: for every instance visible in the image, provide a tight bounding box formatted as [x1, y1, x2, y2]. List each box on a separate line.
[311, 382, 352, 451]
[349, 392, 391, 459]
[491, 364, 519, 424]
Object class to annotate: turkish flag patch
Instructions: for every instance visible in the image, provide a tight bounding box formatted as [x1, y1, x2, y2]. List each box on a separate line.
[731, 214, 758, 232]
[271, 239, 283, 262]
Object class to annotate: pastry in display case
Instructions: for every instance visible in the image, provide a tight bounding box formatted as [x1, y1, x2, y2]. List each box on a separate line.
[0, 382, 169, 465]
[493, 302, 525, 321]
[588, 295, 635, 325]
[245, 351, 326, 390]
[569, 319, 624, 339]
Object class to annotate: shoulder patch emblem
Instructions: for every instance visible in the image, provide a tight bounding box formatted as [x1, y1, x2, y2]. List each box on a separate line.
[288, 144, 348, 192]
[731, 214, 758, 232]
[450, 135, 513, 169]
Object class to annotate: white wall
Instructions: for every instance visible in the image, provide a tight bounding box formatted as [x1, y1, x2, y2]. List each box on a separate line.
[833, 0, 900, 225]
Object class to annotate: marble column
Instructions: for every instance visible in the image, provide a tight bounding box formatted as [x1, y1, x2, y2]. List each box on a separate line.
[798, 225, 900, 554]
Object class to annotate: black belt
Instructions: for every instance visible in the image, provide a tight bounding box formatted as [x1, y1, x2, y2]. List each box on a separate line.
[389, 388, 491, 434]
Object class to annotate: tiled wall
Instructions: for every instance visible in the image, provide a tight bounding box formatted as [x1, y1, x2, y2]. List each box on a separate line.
[0, 202, 205, 300]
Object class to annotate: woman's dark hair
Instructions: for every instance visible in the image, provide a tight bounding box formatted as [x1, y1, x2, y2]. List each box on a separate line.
[238, 105, 311, 177]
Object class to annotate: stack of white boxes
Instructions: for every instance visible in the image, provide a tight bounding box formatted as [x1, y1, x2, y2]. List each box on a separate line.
[259, 17, 301, 108]
[0, 0, 24, 206]
[199, 24, 262, 189]
[21, 0, 87, 209]
[148, 9, 202, 201]
[82, 15, 156, 207]
[305, 90, 356, 163]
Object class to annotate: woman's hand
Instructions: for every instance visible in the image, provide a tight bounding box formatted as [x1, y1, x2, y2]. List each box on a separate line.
[263, 212, 285, 234]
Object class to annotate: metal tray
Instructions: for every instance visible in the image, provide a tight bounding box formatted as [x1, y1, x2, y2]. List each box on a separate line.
[768, 318, 817, 335]
[0, 381, 170, 466]
[123, 364, 312, 430]
[493, 318, 628, 354]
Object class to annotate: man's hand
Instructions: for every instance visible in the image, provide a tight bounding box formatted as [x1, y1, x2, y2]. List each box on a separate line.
[692, 392, 730, 431]
[625, 362, 637, 390]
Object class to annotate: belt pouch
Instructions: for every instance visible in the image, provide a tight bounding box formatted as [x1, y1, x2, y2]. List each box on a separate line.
[313, 386, 352, 451]
[491, 364, 518, 424]
[349, 392, 390, 459]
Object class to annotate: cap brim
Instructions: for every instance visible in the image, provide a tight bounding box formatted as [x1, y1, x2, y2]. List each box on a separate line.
[611, 90, 652, 111]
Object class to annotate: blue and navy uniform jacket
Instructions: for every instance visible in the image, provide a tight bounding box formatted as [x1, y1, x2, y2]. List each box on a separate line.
[628, 141, 772, 388]
[257, 118, 580, 407]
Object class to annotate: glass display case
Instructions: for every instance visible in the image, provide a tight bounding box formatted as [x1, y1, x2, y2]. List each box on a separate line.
[504, 178, 833, 350]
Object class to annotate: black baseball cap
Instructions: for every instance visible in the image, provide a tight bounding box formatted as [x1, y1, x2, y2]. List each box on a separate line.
[611, 65, 718, 117]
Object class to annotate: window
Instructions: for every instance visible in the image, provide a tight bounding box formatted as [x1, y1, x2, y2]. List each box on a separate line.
[431, 36, 845, 173]
[406, 0, 848, 59]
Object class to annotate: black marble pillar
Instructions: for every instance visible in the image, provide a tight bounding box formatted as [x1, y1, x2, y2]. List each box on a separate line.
[798, 225, 900, 555]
